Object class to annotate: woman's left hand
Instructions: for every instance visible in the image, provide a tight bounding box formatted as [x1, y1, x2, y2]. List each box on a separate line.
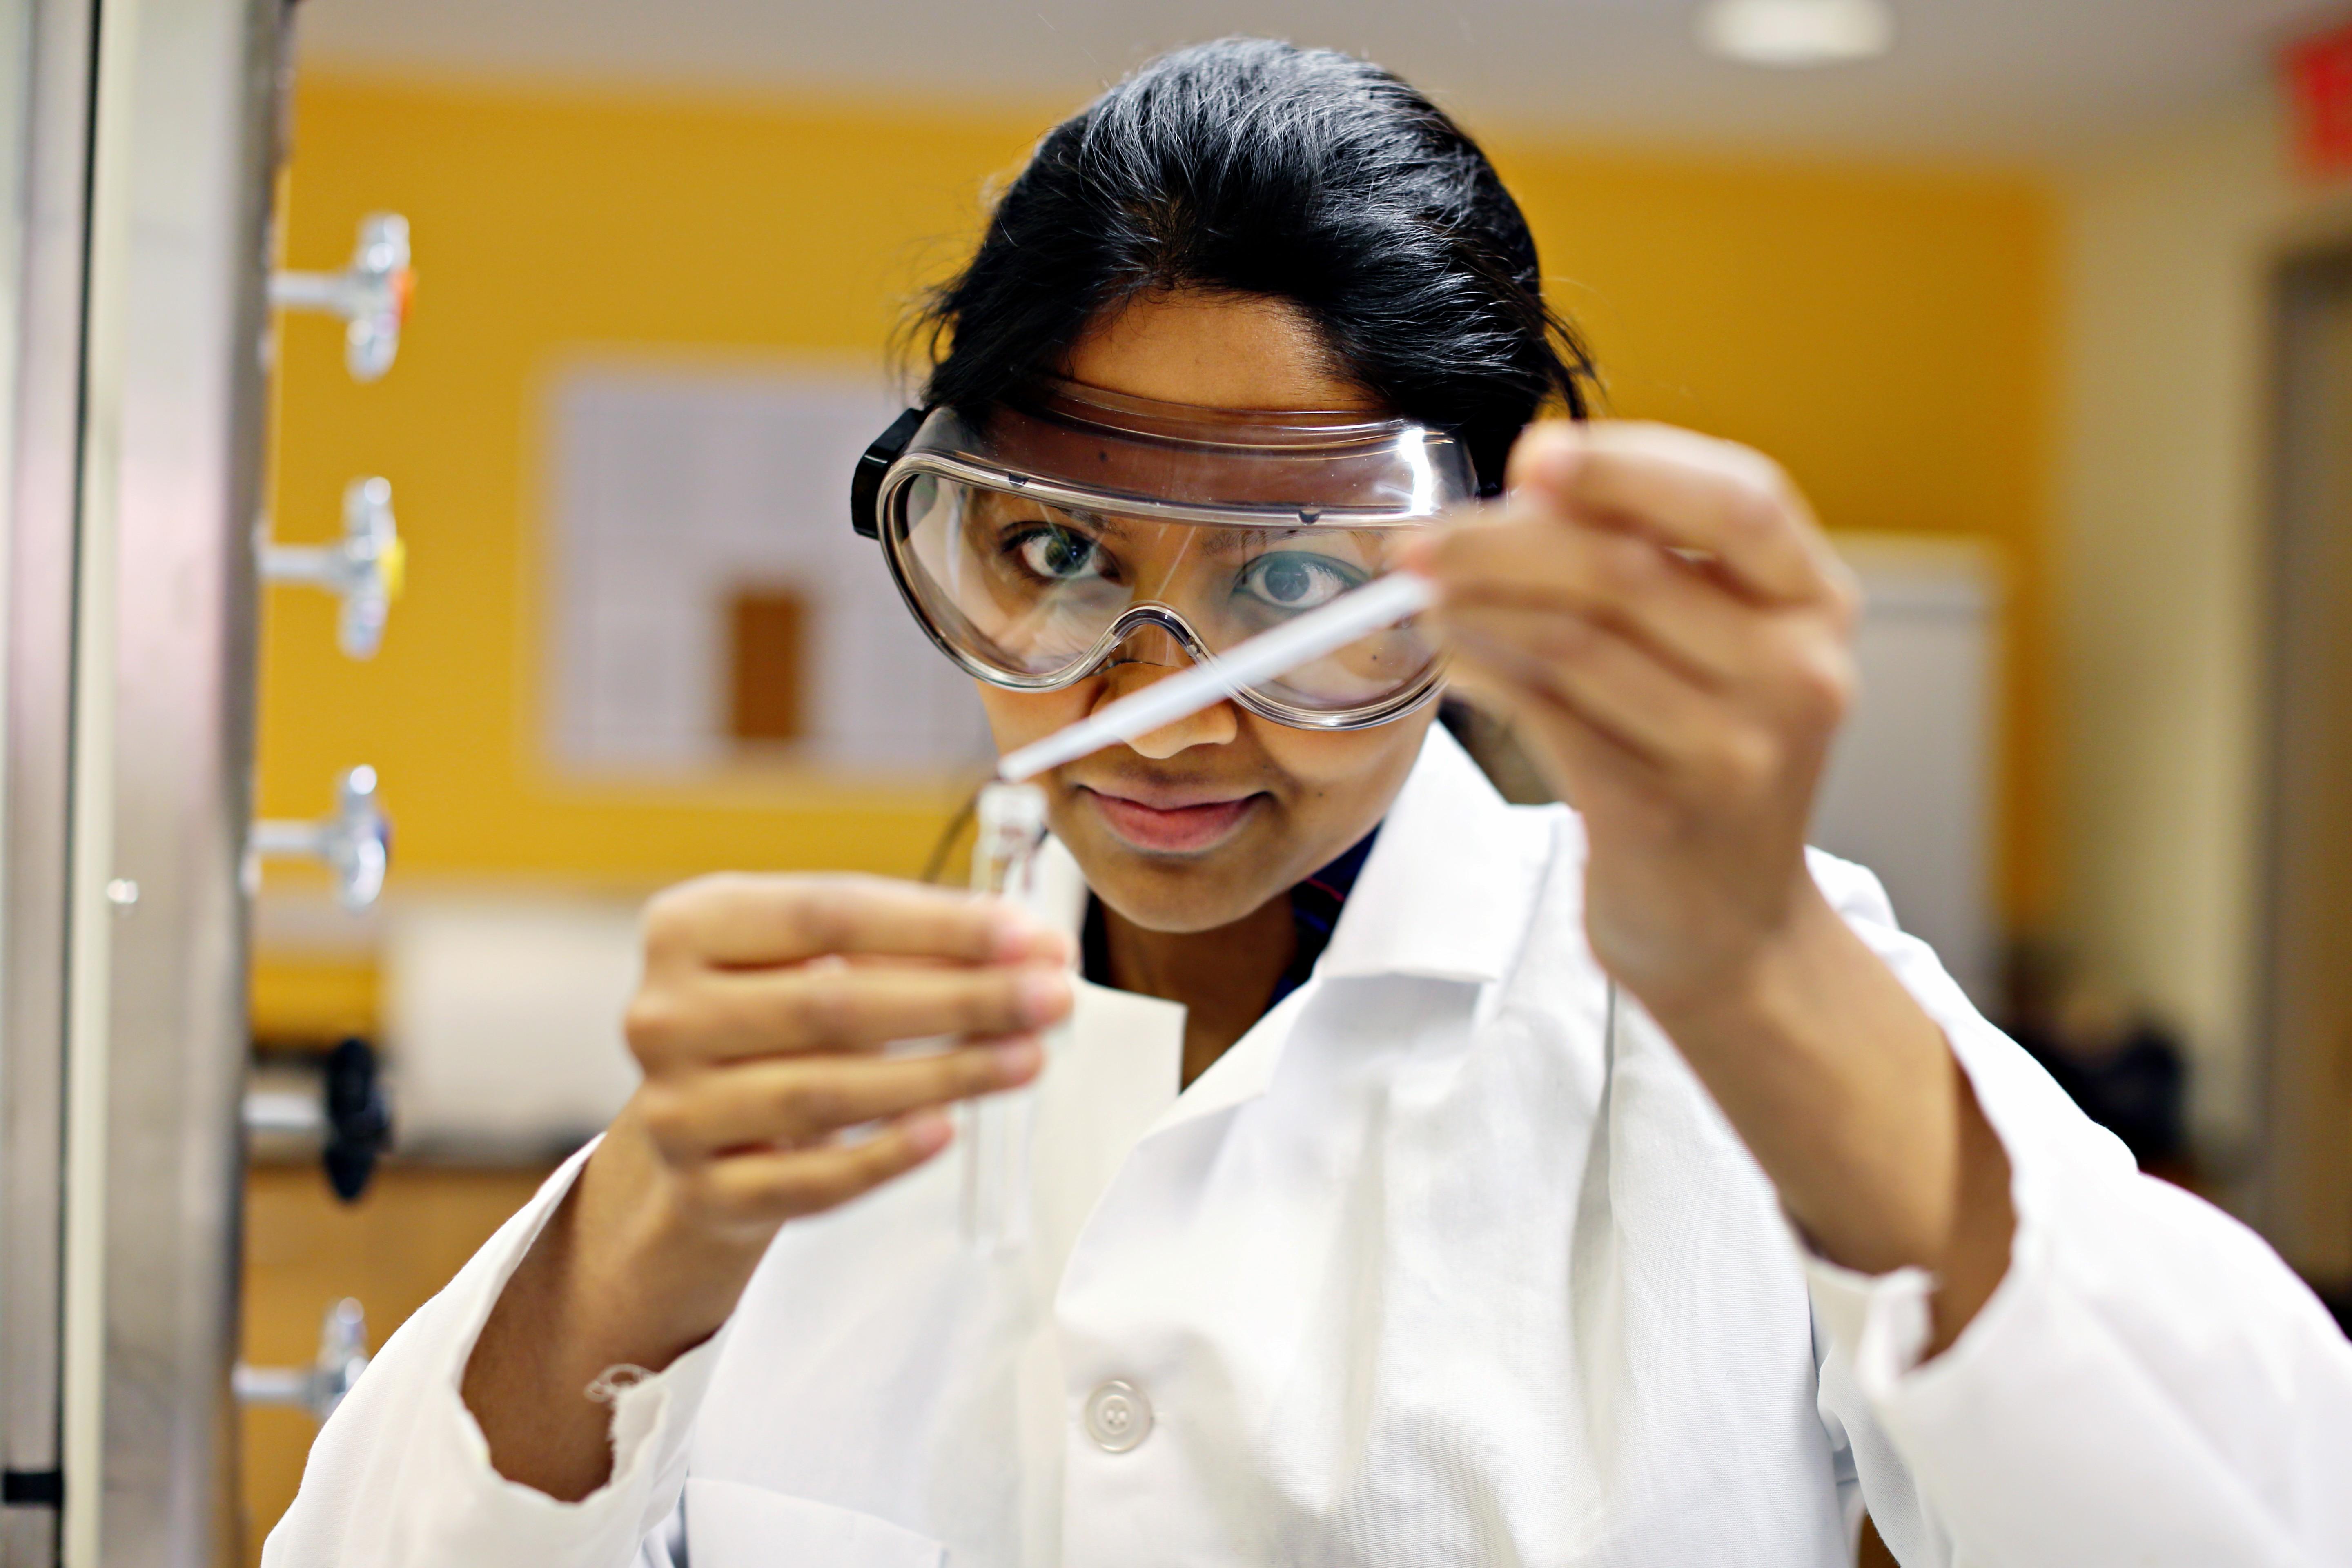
[1407, 419, 1860, 1016]
[1409, 421, 2015, 1338]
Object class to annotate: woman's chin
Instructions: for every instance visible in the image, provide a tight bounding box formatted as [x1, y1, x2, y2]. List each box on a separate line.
[1067, 824, 1287, 935]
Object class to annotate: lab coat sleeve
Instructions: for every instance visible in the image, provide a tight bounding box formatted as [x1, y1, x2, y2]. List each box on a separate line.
[1803, 851, 2352, 1568]
[261, 1139, 728, 1568]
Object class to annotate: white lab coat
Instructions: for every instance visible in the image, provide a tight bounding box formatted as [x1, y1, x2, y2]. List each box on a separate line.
[267, 728, 2352, 1568]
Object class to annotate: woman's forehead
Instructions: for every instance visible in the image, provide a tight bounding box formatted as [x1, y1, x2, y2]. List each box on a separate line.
[1062, 291, 1377, 414]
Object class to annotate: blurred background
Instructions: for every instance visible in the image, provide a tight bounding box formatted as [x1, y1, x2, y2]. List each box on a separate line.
[237, 0, 2352, 1553]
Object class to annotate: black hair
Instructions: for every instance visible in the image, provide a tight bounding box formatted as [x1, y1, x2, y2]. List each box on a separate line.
[914, 38, 1595, 494]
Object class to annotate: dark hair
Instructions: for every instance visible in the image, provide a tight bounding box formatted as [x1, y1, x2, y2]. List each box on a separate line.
[914, 38, 1594, 494]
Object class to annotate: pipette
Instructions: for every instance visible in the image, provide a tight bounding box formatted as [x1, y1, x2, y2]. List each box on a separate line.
[995, 570, 1438, 783]
[962, 778, 1047, 1254]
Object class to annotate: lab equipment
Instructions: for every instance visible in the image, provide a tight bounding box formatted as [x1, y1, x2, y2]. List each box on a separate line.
[243, 1038, 395, 1201]
[851, 379, 1471, 729]
[964, 780, 1049, 1251]
[261, 475, 408, 659]
[996, 570, 1438, 782]
[271, 212, 416, 382]
[0, 0, 327, 1553]
[251, 764, 394, 912]
[234, 1298, 371, 1423]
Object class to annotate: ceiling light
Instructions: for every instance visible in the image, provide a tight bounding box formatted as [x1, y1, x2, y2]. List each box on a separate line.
[1694, 0, 1895, 67]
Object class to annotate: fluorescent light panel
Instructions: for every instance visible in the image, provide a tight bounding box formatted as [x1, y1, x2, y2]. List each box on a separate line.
[1694, 0, 1896, 67]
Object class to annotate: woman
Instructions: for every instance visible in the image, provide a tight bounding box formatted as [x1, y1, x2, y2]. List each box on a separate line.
[272, 40, 2351, 1568]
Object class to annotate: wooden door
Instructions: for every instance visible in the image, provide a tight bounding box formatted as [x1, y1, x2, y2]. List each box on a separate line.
[2260, 250, 2352, 1292]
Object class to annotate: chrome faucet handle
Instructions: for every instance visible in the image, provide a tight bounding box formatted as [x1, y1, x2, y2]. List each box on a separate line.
[269, 213, 413, 381]
[251, 766, 390, 912]
[261, 477, 404, 658]
[234, 1299, 370, 1422]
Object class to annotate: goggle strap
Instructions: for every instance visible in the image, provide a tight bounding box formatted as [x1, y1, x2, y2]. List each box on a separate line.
[851, 407, 927, 539]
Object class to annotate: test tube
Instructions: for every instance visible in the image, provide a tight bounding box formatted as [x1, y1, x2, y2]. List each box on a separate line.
[963, 780, 1048, 1252]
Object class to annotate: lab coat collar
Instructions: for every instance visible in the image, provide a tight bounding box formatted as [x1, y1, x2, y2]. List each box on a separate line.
[1021, 722, 1554, 1148]
[1106, 722, 1553, 1140]
[1314, 721, 1548, 987]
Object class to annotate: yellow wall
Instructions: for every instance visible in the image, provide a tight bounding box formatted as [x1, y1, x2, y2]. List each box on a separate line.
[263, 81, 1048, 891]
[263, 77, 2054, 988]
[1491, 142, 2055, 921]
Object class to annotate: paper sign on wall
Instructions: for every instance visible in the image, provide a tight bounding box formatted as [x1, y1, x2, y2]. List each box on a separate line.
[547, 361, 994, 776]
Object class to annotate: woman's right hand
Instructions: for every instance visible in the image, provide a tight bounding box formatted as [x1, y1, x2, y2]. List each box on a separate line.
[618, 871, 1070, 1252]
[461, 872, 1072, 1499]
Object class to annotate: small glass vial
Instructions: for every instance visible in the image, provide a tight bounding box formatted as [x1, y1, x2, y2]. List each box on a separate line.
[963, 780, 1047, 1253]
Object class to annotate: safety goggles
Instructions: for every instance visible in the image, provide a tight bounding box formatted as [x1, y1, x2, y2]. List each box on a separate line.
[851, 379, 1474, 729]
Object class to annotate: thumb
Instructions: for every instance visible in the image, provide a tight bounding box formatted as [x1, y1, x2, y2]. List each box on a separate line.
[1502, 419, 1591, 501]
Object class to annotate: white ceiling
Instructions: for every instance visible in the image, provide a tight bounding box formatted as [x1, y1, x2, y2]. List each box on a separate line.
[292, 0, 2332, 162]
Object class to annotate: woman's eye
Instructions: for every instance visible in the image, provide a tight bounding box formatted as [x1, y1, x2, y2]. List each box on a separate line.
[1012, 526, 1103, 582]
[1240, 552, 1360, 612]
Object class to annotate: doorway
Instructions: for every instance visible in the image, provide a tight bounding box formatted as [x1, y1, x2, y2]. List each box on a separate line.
[2258, 246, 2352, 1305]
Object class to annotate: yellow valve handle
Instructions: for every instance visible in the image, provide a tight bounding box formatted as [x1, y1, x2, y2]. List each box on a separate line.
[378, 535, 406, 601]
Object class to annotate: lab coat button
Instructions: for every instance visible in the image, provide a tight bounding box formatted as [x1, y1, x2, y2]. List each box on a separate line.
[1083, 1380, 1152, 1452]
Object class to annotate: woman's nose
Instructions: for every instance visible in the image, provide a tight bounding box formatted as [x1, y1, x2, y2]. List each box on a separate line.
[1096, 628, 1240, 757]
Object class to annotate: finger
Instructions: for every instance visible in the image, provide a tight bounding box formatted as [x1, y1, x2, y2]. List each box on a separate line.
[626, 961, 1071, 1065]
[1442, 656, 1669, 824]
[1445, 613, 1715, 771]
[641, 1037, 1044, 1156]
[1507, 421, 1849, 609]
[644, 872, 1066, 971]
[1425, 514, 1763, 687]
[697, 1111, 954, 1225]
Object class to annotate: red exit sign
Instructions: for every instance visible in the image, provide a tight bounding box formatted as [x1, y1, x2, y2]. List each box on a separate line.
[2286, 16, 2352, 177]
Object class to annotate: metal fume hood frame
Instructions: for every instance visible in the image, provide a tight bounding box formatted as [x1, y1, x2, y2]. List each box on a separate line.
[0, 0, 299, 1561]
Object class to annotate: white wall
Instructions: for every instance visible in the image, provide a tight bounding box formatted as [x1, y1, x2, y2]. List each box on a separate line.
[2055, 90, 2352, 1158]
[1813, 535, 1999, 1013]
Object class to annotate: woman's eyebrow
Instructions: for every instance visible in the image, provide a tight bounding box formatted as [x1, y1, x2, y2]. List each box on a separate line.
[1194, 527, 1313, 559]
[1029, 516, 1373, 566]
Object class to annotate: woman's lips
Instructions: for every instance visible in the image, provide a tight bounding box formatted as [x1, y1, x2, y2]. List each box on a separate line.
[1080, 786, 1259, 853]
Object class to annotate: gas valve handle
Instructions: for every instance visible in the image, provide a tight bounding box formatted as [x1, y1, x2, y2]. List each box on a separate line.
[242, 1038, 394, 1202]
[261, 476, 404, 658]
[234, 1299, 369, 1422]
[252, 766, 390, 912]
[270, 212, 412, 381]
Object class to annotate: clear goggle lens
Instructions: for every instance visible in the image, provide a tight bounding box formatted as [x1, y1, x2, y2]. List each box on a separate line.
[893, 473, 1438, 717]
[857, 384, 1475, 727]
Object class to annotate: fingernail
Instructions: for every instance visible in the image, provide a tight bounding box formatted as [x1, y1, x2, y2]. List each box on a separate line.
[904, 1111, 953, 1154]
[1017, 969, 1071, 1027]
[1512, 429, 1582, 494]
[992, 1038, 1044, 1081]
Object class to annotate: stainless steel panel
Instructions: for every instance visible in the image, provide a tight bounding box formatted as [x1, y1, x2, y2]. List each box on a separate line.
[4, 0, 294, 1558]
[1, 0, 98, 1561]
[81, 0, 294, 1559]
